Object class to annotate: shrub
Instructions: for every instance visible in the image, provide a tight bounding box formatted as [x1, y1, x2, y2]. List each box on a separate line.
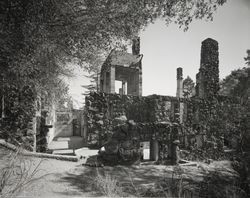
[0, 148, 44, 198]
[92, 169, 124, 197]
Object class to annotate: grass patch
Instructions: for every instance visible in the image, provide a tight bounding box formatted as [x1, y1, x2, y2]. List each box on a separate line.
[91, 164, 247, 198]
[92, 169, 124, 197]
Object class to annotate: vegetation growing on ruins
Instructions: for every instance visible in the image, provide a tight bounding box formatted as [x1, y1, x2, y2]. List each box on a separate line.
[183, 76, 195, 98]
[0, 0, 227, 148]
[1, 1, 250, 197]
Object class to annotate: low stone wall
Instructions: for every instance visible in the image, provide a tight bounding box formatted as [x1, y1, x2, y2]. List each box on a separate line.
[85, 92, 182, 146]
[0, 139, 78, 161]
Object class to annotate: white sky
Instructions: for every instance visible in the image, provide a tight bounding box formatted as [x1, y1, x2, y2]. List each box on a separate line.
[68, 0, 250, 108]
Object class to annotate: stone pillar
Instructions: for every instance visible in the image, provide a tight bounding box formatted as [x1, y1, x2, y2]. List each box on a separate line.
[110, 66, 115, 94]
[134, 72, 139, 96]
[197, 38, 219, 98]
[119, 88, 123, 95]
[127, 70, 142, 96]
[122, 81, 126, 95]
[176, 68, 184, 123]
[150, 140, 159, 161]
[176, 67, 183, 98]
[127, 73, 135, 95]
[138, 69, 142, 96]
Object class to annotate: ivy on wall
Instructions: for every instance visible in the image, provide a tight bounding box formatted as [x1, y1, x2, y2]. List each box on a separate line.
[85, 91, 248, 161]
[183, 95, 249, 160]
[85, 92, 181, 146]
[0, 85, 36, 150]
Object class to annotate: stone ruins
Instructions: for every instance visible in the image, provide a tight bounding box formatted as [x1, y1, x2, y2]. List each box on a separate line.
[84, 37, 235, 165]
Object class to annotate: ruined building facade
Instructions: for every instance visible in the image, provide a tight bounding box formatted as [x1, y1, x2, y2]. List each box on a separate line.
[100, 37, 142, 96]
[84, 38, 224, 161]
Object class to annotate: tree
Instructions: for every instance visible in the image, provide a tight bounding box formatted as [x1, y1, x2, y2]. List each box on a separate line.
[220, 67, 250, 100]
[0, 0, 227, 147]
[219, 52, 250, 152]
[244, 49, 250, 66]
[1, 0, 228, 75]
[183, 76, 195, 98]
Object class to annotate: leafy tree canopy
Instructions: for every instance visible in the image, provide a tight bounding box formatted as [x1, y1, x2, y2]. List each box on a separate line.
[183, 76, 195, 98]
[0, 0, 228, 105]
[220, 50, 250, 102]
[244, 49, 250, 66]
[1, 0, 227, 72]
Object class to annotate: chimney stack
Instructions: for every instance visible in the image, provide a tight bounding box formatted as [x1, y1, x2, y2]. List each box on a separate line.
[197, 38, 219, 98]
[132, 37, 140, 55]
[176, 67, 183, 98]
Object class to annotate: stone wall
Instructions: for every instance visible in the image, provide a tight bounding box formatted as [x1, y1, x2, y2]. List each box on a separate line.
[85, 92, 184, 146]
[85, 91, 243, 157]
[98, 121, 180, 165]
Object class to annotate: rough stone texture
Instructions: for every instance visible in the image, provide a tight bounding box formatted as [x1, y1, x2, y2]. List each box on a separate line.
[85, 90, 245, 163]
[85, 91, 186, 165]
[196, 38, 220, 99]
[85, 92, 184, 146]
[85, 38, 247, 163]
[97, 120, 180, 165]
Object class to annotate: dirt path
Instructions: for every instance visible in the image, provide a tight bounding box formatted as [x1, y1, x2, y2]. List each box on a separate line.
[19, 159, 94, 197]
[18, 159, 171, 197]
[1, 147, 239, 198]
[0, 147, 96, 197]
[1, 147, 169, 197]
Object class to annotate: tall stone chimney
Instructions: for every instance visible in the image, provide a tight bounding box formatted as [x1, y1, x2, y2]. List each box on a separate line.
[132, 37, 140, 55]
[176, 67, 183, 98]
[196, 38, 219, 98]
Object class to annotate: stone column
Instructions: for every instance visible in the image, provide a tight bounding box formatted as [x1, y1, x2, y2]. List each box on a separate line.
[176, 68, 184, 123]
[127, 74, 134, 95]
[119, 88, 123, 95]
[138, 69, 142, 96]
[176, 67, 183, 98]
[198, 38, 219, 98]
[122, 81, 126, 95]
[150, 140, 159, 161]
[110, 66, 115, 94]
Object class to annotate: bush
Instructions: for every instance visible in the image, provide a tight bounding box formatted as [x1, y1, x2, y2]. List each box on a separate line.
[92, 169, 124, 197]
[0, 147, 44, 198]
